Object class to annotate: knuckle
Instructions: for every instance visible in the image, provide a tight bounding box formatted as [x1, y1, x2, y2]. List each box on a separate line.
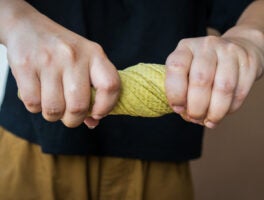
[178, 38, 191, 47]
[23, 97, 41, 112]
[220, 43, 246, 61]
[225, 43, 241, 53]
[89, 42, 108, 64]
[23, 97, 40, 107]
[42, 101, 65, 121]
[100, 77, 121, 93]
[166, 91, 186, 107]
[13, 55, 31, 68]
[91, 42, 105, 55]
[43, 107, 64, 117]
[191, 72, 212, 87]
[68, 103, 89, 115]
[58, 41, 76, 63]
[38, 50, 52, 66]
[214, 79, 236, 95]
[234, 88, 247, 103]
[166, 56, 188, 69]
[237, 45, 247, 57]
[204, 35, 219, 47]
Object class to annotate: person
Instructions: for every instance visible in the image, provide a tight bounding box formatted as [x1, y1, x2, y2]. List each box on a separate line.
[0, 0, 263, 199]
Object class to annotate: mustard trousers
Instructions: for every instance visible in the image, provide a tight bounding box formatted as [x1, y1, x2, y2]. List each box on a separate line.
[0, 127, 193, 200]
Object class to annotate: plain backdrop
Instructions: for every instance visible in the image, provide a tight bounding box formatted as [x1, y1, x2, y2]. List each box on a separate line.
[0, 44, 263, 200]
[191, 73, 264, 200]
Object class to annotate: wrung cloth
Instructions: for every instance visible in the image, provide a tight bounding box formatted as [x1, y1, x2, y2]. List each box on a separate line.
[91, 63, 173, 117]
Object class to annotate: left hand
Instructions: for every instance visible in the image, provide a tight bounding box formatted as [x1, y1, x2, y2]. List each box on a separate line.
[165, 26, 264, 128]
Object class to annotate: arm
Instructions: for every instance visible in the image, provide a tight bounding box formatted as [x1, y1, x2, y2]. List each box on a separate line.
[165, 0, 264, 128]
[0, 0, 121, 128]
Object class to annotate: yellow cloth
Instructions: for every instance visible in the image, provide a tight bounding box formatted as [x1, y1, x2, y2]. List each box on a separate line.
[92, 63, 173, 117]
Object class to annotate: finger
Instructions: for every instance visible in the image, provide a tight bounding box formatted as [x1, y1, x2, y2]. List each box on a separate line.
[165, 44, 193, 114]
[205, 51, 239, 128]
[89, 56, 120, 120]
[229, 49, 255, 113]
[11, 67, 41, 113]
[84, 117, 99, 129]
[180, 111, 204, 126]
[187, 49, 217, 120]
[62, 65, 90, 128]
[40, 68, 65, 122]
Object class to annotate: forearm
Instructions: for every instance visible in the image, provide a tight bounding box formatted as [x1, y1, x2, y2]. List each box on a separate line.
[237, 0, 264, 31]
[222, 0, 264, 78]
[0, 0, 37, 45]
[223, 1, 264, 41]
[223, 1, 264, 39]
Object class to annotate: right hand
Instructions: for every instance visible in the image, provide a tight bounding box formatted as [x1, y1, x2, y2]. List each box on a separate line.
[2, 1, 120, 128]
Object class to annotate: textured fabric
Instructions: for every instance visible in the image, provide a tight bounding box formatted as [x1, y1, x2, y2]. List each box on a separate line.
[0, 127, 194, 200]
[93, 63, 172, 117]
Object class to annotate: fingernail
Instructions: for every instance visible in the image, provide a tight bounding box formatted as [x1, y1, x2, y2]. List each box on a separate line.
[205, 121, 216, 129]
[189, 118, 203, 125]
[87, 125, 96, 129]
[172, 106, 185, 114]
[84, 118, 97, 129]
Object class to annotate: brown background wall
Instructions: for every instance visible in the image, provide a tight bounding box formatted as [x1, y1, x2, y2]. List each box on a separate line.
[191, 77, 264, 200]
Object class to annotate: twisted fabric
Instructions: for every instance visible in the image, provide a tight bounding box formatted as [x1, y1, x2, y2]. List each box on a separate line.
[91, 63, 173, 117]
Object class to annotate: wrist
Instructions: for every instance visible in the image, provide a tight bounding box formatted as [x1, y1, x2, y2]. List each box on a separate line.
[223, 25, 264, 80]
[222, 25, 264, 47]
[0, 0, 37, 45]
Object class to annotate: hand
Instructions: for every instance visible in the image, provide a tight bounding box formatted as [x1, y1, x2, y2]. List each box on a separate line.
[4, 3, 120, 128]
[165, 26, 264, 128]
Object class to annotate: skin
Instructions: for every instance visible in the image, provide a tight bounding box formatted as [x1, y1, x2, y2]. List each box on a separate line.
[165, 0, 264, 128]
[0, 0, 121, 128]
[0, 0, 263, 129]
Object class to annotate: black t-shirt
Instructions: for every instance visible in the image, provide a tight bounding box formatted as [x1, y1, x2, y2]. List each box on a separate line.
[0, 0, 251, 161]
